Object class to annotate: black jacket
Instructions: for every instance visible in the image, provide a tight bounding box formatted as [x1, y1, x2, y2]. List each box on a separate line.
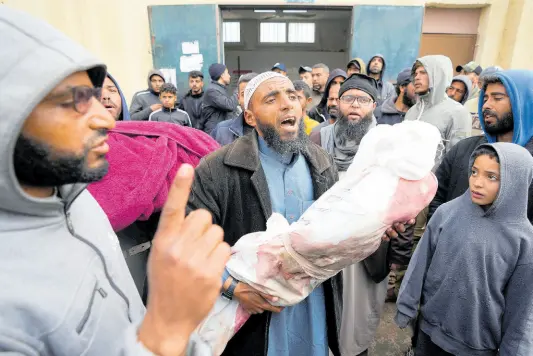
[187, 132, 343, 356]
[199, 81, 238, 134]
[429, 135, 533, 223]
[148, 107, 191, 126]
[179, 90, 204, 129]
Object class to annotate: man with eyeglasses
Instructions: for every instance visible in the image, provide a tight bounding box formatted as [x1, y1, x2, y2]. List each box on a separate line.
[0, 7, 228, 355]
[130, 69, 166, 121]
[446, 75, 472, 105]
[311, 74, 413, 356]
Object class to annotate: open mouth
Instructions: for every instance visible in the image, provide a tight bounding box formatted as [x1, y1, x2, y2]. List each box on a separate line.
[104, 104, 115, 111]
[280, 116, 296, 128]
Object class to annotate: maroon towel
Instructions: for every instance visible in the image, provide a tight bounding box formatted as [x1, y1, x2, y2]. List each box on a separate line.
[88, 121, 220, 231]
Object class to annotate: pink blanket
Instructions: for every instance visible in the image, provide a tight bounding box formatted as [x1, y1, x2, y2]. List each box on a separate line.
[88, 121, 220, 231]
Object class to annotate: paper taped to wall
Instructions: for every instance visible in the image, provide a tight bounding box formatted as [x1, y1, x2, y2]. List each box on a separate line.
[180, 54, 204, 72]
[182, 40, 200, 55]
[159, 68, 177, 86]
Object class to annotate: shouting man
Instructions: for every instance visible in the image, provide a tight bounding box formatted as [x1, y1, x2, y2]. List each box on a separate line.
[100, 74, 130, 121]
[187, 72, 343, 356]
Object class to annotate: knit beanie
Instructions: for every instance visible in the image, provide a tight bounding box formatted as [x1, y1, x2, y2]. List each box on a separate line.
[339, 73, 379, 102]
[209, 63, 227, 81]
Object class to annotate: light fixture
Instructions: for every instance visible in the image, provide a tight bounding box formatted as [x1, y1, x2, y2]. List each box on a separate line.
[254, 9, 276, 13]
[283, 10, 308, 13]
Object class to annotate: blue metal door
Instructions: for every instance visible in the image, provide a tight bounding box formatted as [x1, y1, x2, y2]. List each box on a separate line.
[148, 5, 222, 92]
[350, 5, 424, 82]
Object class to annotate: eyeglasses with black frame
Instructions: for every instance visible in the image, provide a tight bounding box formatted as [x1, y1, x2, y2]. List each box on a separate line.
[339, 95, 374, 106]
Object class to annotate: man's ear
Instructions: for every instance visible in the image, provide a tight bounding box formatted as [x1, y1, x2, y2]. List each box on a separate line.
[244, 110, 257, 128]
[306, 97, 313, 105]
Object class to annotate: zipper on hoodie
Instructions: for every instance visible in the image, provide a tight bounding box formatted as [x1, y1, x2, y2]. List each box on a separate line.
[76, 281, 108, 333]
[65, 209, 133, 323]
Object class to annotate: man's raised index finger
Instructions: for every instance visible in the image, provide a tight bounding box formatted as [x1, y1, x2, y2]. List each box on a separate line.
[156, 164, 195, 237]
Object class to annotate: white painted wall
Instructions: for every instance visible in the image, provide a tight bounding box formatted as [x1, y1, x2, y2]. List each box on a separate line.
[224, 19, 351, 82]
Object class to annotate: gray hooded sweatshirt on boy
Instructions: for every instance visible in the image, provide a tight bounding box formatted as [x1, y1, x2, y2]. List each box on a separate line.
[129, 69, 166, 121]
[396, 143, 533, 356]
[0, 7, 209, 356]
[405, 55, 472, 155]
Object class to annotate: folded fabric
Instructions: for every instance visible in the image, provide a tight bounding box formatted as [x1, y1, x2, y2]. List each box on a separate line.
[88, 121, 219, 231]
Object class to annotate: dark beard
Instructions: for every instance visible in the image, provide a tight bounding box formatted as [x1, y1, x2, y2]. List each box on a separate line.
[482, 109, 514, 136]
[13, 132, 109, 187]
[257, 119, 309, 156]
[335, 112, 374, 146]
[402, 93, 416, 108]
[327, 105, 339, 122]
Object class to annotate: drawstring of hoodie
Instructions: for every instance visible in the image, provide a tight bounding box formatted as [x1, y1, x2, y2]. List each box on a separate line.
[415, 100, 425, 121]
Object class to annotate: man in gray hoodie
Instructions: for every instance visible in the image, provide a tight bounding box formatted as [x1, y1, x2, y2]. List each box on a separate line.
[405, 55, 472, 156]
[367, 54, 395, 105]
[129, 69, 166, 121]
[0, 7, 229, 355]
[446, 75, 472, 105]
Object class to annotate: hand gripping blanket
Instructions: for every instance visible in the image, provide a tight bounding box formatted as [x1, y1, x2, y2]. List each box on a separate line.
[197, 121, 442, 354]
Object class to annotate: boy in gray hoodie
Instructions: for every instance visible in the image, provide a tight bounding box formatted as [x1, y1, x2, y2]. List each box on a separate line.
[396, 143, 533, 356]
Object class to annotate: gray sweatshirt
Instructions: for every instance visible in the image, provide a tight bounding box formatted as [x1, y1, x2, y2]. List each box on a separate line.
[129, 69, 165, 121]
[405, 55, 472, 156]
[0, 7, 209, 356]
[396, 143, 533, 356]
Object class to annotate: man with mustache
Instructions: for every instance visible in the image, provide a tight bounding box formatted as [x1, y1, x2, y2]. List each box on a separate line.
[308, 69, 347, 124]
[1, 7, 229, 355]
[311, 74, 414, 356]
[310, 63, 330, 108]
[428, 70, 533, 223]
[100, 74, 130, 121]
[374, 68, 417, 125]
[366, 54, 395, 105]
[187, 71, 343, 356]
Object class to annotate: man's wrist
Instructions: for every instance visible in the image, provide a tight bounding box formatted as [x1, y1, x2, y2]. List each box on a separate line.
[138, 312, 191, 356]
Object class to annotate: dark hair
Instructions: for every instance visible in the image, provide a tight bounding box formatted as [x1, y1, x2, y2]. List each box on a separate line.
[472, 146, 500, 165]
[411, 60, 424, 75]
[189, 70, 204, 79]
[482, 75, 502, 92]
[160, 83, 177, 96]
[238, 72, 258, 87]
[293, 80, 312, 99]
[395, 83, 408, 96]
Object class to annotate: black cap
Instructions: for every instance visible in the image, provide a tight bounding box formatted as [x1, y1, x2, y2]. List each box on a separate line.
[339, 73, 379, 102]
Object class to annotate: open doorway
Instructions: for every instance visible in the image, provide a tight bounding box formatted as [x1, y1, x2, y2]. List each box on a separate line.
[221, 6, 352, 89]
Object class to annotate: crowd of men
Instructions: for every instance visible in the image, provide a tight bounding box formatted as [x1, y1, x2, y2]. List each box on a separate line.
[2, 6, 533, 356]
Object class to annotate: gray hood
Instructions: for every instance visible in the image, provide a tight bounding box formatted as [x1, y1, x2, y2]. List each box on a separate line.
[147, 69, 165, 89]
[470, 143, 533, 221]
[451, 75, 473, 105]
[413, 55, 452, 108]
[0, 7, 107, 217]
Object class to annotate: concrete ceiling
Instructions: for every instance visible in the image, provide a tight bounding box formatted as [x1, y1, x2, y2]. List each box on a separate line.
[221, 8, 352, 21]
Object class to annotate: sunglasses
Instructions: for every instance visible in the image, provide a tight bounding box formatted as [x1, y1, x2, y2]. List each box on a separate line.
[55, 86, 102, 114]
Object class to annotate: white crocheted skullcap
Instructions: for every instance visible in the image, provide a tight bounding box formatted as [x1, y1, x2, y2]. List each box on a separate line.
[244, 71, 287, 111]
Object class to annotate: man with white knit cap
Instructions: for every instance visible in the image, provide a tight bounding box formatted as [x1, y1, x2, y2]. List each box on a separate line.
[187, 71, 343, 356]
